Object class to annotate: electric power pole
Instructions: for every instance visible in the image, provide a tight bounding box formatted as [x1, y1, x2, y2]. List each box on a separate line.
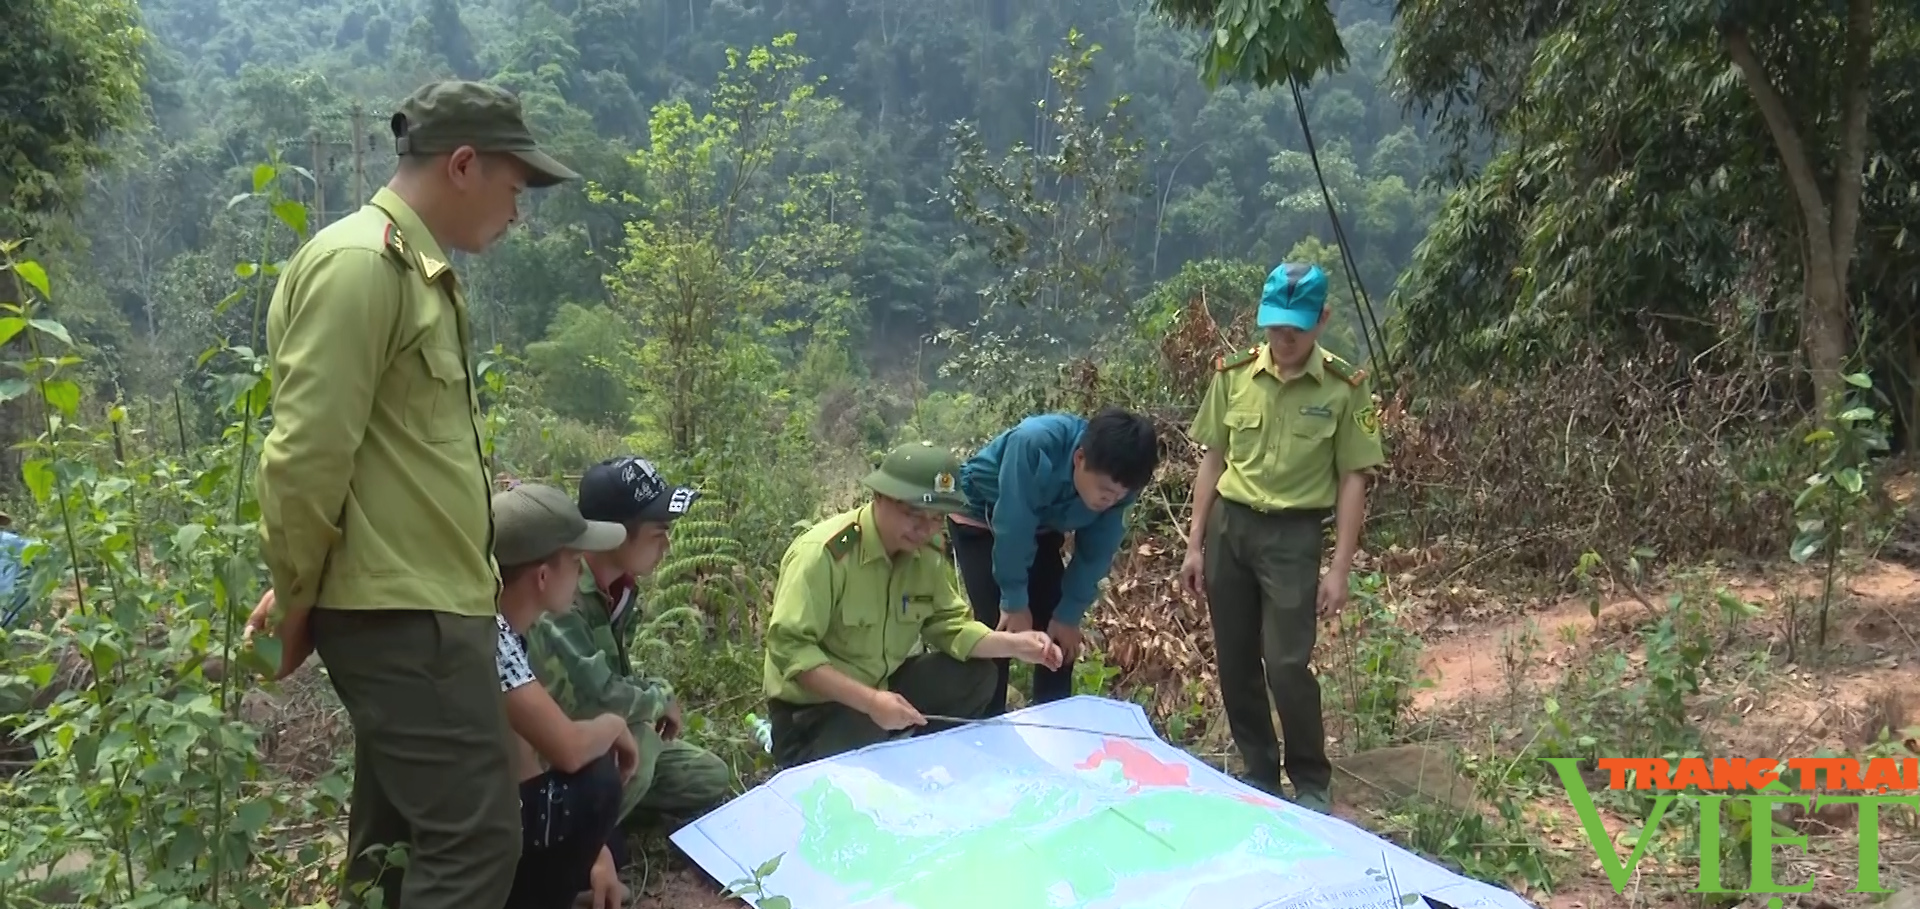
[350, 103, 368, 203]
[304, 106, 375, 232]
[309, 130, 328, 233]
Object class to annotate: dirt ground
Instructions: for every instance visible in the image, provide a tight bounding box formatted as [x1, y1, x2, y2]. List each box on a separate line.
[626, 554, 1920, 908]
[1407, 557, 1920, 909]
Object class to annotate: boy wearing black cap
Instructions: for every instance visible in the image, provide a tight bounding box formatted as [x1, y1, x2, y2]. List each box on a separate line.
[524, 456, 736, 837]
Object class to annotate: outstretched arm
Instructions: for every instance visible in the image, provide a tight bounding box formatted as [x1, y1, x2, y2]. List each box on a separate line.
[1053, 500, 1131, 626]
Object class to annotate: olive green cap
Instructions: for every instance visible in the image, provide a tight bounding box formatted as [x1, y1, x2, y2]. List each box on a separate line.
[862, 442, 967, 514]
[391, 80, 580, 188]
[492, 483, 626, 568]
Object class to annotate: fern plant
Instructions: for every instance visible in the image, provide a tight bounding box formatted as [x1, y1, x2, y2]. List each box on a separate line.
[646, 502, 754, 642]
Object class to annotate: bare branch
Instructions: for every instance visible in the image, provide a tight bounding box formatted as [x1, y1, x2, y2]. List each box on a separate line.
[1722, 27, 1833, 248]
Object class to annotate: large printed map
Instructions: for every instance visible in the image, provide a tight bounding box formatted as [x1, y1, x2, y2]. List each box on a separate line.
[672, 696, 1537, 909]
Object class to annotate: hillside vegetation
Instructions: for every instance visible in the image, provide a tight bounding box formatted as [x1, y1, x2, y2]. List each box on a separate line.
[3, 0, 1920, 907]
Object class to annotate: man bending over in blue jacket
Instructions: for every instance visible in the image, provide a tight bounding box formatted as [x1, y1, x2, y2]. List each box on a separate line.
[950, 408, 1161, 714]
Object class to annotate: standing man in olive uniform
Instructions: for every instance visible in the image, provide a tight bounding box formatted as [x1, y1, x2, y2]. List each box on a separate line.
[1178, 262, 1386, 814]
[763, 442, 1064, 768]
[251, 81, 579, 909]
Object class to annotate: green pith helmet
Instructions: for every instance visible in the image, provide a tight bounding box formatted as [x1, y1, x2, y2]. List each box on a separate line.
[862, 442, 967, 514]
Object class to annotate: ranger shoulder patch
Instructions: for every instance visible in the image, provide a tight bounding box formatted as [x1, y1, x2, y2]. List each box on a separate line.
[1354, 401, 1381, 436]
[824, 520, 861, 560]
[1215, 347, 1259, 372]
[382, 223, 415, 271]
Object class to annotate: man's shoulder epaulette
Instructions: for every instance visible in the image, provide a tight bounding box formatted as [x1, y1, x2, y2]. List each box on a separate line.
[1215, 347, 1259, 372]
[382, 222, 416, 272]
[1322, 352, 1367, 388]
[824, 518, 862, 560]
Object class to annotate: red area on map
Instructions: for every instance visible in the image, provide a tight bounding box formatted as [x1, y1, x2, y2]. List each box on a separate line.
[1076, 738, 1286, 808]
[1077, 739, 1190, 791]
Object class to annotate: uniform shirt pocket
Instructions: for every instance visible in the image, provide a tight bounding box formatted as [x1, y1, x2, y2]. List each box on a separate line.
[407, 345, 472, 443]
[899, 592, 940, 652]
[1286, 410, 1339, 464]
[1222, 409, 1263, 446]
[1219, 408, 1265, 467]
[826, 606, 879, 662]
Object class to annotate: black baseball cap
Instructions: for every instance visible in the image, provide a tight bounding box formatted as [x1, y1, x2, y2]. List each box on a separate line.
[577, 456, 701, 525]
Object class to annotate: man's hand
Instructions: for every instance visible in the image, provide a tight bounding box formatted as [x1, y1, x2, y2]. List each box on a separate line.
[1316, 568, 1350, 617]
[241, 588, 313, 681]
[997, 609, 1034, 633]
[1179, 549, 1205, 600]
[1046, 620, 1084, 664]
[655, 700, 683, 741]
[863, 690, 927, 732]
[243, 588, 277, 638]
[588, 846, 628, 909]
[1006, 630, 1064, 671]
[605, 717, 639, 781]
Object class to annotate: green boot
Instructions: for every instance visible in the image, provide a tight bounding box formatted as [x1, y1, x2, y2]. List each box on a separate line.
[1290, 786, 1331, 814]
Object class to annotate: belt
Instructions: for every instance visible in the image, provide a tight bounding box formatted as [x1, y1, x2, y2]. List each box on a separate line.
[1220, 497, 1331, 520]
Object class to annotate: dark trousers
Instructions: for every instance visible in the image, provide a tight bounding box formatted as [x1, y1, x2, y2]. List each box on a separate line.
[615, 727, 735, 834]
[506, 752, 624, 909]
[1202, 499, 1333, 799]
[767, 653, 997, 768]
[948, 520, 1074, 715]
[311, 608, 523, 909]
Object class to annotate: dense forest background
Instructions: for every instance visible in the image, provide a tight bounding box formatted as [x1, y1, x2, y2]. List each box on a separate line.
[6, 0, 1920, 905]
[9, 0, 1920, 485]
[24, 0, 1433, 438]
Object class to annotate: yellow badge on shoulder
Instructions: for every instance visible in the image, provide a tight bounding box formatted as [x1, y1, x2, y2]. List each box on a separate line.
[826, 522, 861, 559]
[933, 472, 956, 494]
[1355, 404, 1381, 436]
[384, 223, 407, 257]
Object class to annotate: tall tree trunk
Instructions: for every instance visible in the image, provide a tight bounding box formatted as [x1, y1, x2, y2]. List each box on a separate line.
[1909, 321, 1920, 453]
[1723, 0, 1874, 415]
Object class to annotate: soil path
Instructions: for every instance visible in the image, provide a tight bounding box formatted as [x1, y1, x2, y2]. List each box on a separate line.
[638, 560, 1920, 908]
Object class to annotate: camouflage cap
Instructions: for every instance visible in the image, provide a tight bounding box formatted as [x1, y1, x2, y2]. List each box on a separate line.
[862, 442, 966, 514]
[493, 483, 626, 568]
[391, 80, 580, 188]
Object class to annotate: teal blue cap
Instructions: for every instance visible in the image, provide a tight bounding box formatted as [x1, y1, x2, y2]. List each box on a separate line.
[1256, 263, 1328, 330]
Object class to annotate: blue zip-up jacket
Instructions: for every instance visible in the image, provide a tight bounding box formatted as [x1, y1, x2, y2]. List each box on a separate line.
[958, 413, 1139, 627]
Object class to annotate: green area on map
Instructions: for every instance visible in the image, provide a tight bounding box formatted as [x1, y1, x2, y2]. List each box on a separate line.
[793, 740, 1336, 909]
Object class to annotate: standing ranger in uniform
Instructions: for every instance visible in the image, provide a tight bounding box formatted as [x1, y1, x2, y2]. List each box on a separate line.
[1178, 262, 1386, 814]
[763, 442, 1064, 768]
[249, 81, 580, 909]
[525, 455, 736, 836]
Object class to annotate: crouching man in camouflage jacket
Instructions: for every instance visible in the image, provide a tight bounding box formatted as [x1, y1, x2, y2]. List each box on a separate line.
[524, 456, 737, 836]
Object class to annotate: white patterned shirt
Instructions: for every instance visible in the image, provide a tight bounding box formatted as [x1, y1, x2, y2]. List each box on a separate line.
[495, 614, 536, 693]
